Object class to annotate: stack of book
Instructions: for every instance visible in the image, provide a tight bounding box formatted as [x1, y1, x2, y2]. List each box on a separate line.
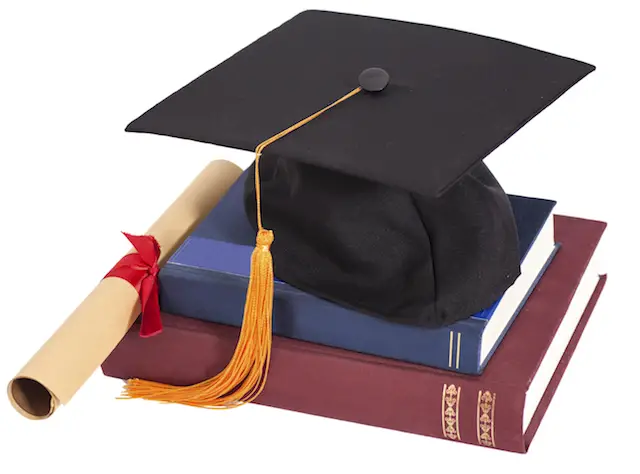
[101, 168, 607, 453]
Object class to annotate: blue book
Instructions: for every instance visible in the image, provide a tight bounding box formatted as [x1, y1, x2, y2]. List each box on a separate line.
[158, 170, 558, 374]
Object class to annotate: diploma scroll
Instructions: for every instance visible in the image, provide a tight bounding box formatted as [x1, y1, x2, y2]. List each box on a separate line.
[7, 159, 242, 420]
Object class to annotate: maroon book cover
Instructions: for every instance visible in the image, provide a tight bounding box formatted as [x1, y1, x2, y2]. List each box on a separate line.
[101, 215, 607, 453]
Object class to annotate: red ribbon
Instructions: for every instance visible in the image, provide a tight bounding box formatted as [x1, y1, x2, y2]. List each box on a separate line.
[104, 232, 162, 338]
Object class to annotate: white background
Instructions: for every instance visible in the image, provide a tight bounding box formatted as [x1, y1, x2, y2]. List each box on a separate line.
[0, 0, 637, 471]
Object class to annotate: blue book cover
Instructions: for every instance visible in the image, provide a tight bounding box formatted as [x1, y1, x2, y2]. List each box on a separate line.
[159, 170, 558, 374]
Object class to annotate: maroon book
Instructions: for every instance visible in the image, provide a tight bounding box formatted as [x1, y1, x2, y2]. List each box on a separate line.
[101, 215, 607, 453]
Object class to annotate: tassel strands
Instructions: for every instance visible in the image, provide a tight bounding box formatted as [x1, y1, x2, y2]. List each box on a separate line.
[119, 86, 362, 409]
[120, 229, 274, 408]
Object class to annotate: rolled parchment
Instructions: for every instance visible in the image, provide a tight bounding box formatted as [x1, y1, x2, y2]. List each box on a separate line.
[7, 159, 242, 420]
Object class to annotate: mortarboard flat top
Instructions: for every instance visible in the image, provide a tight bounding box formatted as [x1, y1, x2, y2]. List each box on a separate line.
[126, 9, 595, 197]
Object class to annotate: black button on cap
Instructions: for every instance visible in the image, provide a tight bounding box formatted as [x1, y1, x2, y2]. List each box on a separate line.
[358, 67, 390, 92]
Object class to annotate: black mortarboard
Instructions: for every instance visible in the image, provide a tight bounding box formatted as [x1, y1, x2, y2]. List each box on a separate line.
[125, 10, 594, 330]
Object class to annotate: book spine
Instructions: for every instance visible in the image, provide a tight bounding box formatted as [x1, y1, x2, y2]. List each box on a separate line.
[158, 263, 484, 374]
[101, 319, 525, 452]
[429, 382, 525, 452]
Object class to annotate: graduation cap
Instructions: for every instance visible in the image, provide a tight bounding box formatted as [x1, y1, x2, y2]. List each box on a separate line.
[120, 10, 595, 407]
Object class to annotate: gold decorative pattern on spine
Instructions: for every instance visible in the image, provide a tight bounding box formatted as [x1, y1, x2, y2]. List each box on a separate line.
[441, 384, 461, 440]
[476, 390, 496, 447]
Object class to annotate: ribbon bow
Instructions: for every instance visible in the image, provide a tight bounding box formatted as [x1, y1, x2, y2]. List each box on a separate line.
[104, 232, 162, 338]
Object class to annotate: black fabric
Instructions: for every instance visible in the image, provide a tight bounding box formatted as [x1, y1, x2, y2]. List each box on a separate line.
[124, 10, 595, 327]
[244, 157, 520, 327]
[126, 9, 594, 197]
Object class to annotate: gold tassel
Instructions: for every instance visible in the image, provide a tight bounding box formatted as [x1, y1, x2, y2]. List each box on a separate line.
[119, 229, 273, 408]
[119, 86, 362, 408]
